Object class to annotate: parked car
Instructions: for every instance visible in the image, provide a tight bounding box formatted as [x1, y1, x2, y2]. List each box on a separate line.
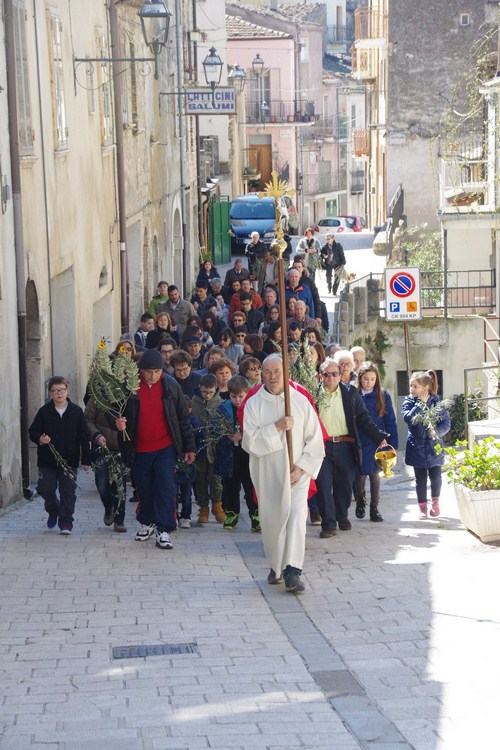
[312, 217, 354, 233]
[337, 215, 367, 232]
[229, 195, 277, 252]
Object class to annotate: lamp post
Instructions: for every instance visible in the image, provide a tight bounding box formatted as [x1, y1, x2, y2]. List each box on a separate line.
[139, 0, 172, 79]
[252, 53, 264, 124]
[227, 63, 246, 94]
[202, 46, 223, 106]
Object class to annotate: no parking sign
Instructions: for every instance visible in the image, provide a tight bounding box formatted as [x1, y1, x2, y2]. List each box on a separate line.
[384, 267, 421, 321]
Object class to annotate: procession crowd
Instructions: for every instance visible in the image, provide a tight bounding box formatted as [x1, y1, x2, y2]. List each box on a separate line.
[27, 231, 451, 594]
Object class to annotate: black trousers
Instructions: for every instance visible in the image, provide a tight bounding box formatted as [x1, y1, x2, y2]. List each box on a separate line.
[222, 446, 257, 517]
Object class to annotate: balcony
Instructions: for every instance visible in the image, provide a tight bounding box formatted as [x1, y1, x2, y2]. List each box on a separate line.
[351, 169, 365, 194]
[302, 116, 349, 142]
[352, 128, 370, 157]
[439, 136, 492, 212]
[326, 25, 354, 50]
[244, 100, 318, 125]
[303, 170, 347, 195]
[351, 46, 379, 81]
[354, 8, 387, 41]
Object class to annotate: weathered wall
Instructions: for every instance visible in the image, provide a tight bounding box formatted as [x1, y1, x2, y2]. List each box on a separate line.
[387, 0, 494, 228]
[0, 12, 22, 507]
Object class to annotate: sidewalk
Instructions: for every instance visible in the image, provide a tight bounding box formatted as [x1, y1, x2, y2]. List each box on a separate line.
[1, 459, 500, 750]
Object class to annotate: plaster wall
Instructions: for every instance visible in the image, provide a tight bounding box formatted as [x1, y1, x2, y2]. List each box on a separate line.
[0, 13, 22, 506]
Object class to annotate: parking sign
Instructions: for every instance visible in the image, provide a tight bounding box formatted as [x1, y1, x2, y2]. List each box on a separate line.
[384, 267, 421, 321]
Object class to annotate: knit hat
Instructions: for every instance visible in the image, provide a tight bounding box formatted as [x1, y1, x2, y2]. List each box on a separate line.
[139, 349, 163, 370]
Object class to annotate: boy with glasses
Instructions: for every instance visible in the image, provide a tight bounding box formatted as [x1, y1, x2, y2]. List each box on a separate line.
[29, 377, 91, 534]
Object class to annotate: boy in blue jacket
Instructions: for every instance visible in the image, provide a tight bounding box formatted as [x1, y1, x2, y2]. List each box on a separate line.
[214, 375, 259, 531]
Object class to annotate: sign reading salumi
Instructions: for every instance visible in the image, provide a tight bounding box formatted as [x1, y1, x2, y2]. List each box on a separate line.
[185, 87, 236, 115]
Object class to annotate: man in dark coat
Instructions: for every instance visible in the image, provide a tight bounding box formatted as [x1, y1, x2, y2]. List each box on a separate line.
[321, 233, 346, 295]
[315, 358, 388, 537]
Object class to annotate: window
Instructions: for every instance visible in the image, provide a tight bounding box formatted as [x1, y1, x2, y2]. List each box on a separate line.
[97, 30, 113, 145]
[48, 10, 68, 148]
[459, 13, 470, 27]
[13, 0, 34, 154]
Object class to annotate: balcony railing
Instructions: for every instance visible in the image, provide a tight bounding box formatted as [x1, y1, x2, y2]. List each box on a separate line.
[302, 116, 349, 142]
[352, 128, 369, 156]
[303, 170, 347, 195]
[351, 169, 365, 194]
[439, 136, 492, 211]
[351, 46, 378, 80]
[326, 25, 354, 44]
[354, 8, 387, 41]
[345, 269, 496, 316]
[245, 99, 317, 125]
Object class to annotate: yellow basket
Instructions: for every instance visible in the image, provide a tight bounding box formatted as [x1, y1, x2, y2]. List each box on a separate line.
[374, 445, 397, 478]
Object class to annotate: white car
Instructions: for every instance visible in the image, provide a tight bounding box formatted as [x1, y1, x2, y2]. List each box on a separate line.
[313, 217, 354, 233]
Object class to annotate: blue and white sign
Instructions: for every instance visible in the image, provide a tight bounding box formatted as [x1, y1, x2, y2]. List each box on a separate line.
[384, 267, 421, 321]
[185, 87, 236, 115]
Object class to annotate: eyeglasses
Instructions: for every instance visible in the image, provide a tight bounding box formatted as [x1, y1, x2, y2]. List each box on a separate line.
[50, 387, 67, 394]
[174, 367, 190, 374]
[322, 371, 340, 378]
[247, 366, 261, 372]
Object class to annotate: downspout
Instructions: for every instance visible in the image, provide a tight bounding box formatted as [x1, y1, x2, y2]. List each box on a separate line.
[191, 0, 204, 248]
[4, 0, 30, 493]
[174, 0, 188, 296]
[109, 0, 129, 333]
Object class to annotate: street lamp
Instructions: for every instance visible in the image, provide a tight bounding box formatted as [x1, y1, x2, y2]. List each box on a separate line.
[228, 63, 246, 93]
[202, 46, 223, 106]
[73, 0, 171, 84]
[139, 1, 172, 79]
[252, 53, 265, 124]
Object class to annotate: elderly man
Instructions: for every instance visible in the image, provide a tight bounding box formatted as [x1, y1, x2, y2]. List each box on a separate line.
[261, 286, 278, 317]
[334, 349, 356, 384]
[291, 256, 322, 326]
[162, 285, 195, 336]
[242, 355, 324, 593]
[315, 358, 388, 538]
[284, 268, 315, 318]
[257, 248, 280, 293]
[287, 299, 321, 333]
[350, 346, 366, 373]
[224, 257, 250, 288]
[245, 231, 266, 278]
[296, 227, 321, 279]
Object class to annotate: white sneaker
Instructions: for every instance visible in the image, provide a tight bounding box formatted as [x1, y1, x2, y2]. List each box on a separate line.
[135, 523, 155, 541]
[179, 518, 191, 529]
[155, 529, 173, 549]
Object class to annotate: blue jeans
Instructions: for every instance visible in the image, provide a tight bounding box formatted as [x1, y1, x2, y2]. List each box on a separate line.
[94, 457, 126, 523]
[132, 445, 177, 532]
[315, 441, 357, 530]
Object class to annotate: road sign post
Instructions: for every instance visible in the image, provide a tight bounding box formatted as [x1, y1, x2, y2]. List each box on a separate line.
[384, 267, 421, 321]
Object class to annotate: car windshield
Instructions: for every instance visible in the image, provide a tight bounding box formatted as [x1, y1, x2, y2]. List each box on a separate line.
[230, 201, 276, 220]
[319, 219, 340, 226]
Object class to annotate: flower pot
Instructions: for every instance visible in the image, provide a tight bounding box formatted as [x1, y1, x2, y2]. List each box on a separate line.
[454, 484, 500, 542]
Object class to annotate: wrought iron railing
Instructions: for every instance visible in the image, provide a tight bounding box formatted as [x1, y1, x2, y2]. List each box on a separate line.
[303, 170, 347, 195]
[354, 7, 387, 40]
[245, 99, 317, 125]
[326, 25, 354, 44]
[302, 116, 348, 141]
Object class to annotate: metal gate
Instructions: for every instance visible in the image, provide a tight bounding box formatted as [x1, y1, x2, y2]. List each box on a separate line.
[208, 196, 231, 265]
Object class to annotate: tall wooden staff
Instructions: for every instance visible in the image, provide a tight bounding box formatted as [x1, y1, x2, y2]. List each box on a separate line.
[258, 172, 296, 470]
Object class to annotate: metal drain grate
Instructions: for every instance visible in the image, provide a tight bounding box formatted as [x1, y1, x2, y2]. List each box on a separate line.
[112, 643, 199, 659]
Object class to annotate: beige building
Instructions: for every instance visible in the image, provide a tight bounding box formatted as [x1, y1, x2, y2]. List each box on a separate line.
[1, 0, 204, 500]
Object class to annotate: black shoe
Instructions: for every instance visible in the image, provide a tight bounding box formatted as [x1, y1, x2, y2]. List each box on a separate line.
[103, 508, 114, 526]
[267, 569, 283, 584]
[370, 508, 384, 522]
[319, 528, 336, 538]
[355, 499, 366, 519]
[284, 572, 305, 594]
[310, 511, 322, 526]
[338, 518, 352, 531]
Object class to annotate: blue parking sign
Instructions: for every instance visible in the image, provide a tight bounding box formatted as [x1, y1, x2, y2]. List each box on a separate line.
[389, 302, 400, 313]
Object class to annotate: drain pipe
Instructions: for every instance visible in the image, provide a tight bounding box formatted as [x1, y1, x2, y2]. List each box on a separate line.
[109, 0, 129, 332]
[174, 0, 188, 296]
[4, 0, 30, 494]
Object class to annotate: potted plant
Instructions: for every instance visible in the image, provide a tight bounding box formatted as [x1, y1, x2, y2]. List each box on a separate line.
[445, 437, 500, 542]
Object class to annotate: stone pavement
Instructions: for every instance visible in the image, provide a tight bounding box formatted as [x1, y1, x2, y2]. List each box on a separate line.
[1, 459, 500, 750]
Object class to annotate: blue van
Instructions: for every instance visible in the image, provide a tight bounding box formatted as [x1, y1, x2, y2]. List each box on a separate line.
[229, 195, 277, 252]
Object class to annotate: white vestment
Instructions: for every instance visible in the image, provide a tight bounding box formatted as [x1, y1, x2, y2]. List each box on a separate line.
[242, 386, 325, 575]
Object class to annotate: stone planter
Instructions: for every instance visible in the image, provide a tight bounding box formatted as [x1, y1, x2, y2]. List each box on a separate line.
[454, 484, 500, 543]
